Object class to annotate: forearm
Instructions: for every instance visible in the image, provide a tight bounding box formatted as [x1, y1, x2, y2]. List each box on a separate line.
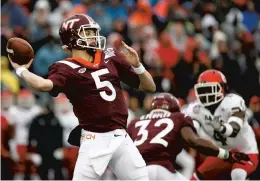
[182, 127, 228, 159]
[138, 71, 156, 92]
[19, 68, 53, 91]
[190, 137, 220, 157]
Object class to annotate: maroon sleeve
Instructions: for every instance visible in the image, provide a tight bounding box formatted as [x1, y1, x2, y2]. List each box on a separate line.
[182, 115, 197, 134]
[48, 63, 70, 97]
[114, 51, 140, 89]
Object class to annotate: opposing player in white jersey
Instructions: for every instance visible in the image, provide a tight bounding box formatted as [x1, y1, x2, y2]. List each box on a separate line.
[183, 69, 259, 180]
[7, 89, 42, 179]
[128, 93, 251, 180]
[8, 90, 42, 160]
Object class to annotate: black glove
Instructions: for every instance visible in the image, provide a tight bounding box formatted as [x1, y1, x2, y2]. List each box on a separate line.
[227, 151, 250, 165]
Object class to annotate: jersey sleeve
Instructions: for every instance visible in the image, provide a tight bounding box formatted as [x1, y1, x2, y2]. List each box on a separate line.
[114, 50, 140, 89]
[182, 101, 205, 124]
[48, 63, 70, 97]
[182, 114, 197, 134]
[223, 94, 246, 113]
[172, 113, 197, 133]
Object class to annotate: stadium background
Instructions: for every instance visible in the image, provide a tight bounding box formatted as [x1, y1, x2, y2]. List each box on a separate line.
[1, 0, 260, 180]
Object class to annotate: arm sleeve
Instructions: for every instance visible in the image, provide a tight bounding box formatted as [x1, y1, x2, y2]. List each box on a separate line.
[48, 63, 70, 97]
[181, 114, 197, 134]
[224, 94, 246, 113]
[114, 51, 140, 89]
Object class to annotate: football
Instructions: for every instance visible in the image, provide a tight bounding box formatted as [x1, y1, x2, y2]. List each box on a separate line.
[6, 37, 34, 65]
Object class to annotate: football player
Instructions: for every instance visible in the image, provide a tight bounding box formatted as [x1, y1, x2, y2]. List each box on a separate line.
[53, 94, 78, 180]
[8, 14, 156, 180]
[8, 89, 42, 179]
[127, 92, 250, 180]
[1, 90, 15, 122]
[183, 69, 259, 180]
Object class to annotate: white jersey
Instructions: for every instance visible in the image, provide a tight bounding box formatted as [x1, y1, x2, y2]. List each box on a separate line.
[56, 111, 79, 147]
[9, 105, 42, 145]
[1, 106, 16, 124]
[182, 94, 258, 154]
[7, 105, 42, 161]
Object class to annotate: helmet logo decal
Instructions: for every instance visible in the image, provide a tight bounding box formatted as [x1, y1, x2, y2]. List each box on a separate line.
[63, 19, 80, 30]
[104, 48, 115, 59]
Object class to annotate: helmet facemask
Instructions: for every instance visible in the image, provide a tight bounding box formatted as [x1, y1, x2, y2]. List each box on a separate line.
[194, 82, 224, 107]
[77, 25, 106, 50]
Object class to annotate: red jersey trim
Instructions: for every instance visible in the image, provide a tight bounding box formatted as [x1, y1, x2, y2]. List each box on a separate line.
[67, 50, 102, 68]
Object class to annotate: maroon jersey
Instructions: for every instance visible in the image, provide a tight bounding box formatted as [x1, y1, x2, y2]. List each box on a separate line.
[48, 48, 140, 132]
[127, 109, 196, 173]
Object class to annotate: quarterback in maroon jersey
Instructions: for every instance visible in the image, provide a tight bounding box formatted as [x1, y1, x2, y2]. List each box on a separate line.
[8, 14, 155, 180]
[127, 93, 250, 180]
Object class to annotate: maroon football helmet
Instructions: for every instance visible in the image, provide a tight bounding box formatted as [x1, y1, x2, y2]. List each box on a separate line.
[152, 93, 180, 113]
[59, 14, 106, 51]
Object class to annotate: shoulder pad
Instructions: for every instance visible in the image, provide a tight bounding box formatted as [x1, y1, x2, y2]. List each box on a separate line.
[183, 101, 205, 121]
[222, 94, 246, 112]
[56, 60, 80, 69]
[104, 47, 116, 59]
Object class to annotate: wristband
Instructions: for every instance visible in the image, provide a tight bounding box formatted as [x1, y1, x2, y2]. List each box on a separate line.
[228, 116, 243, 128]
[220, 124, 233, 137]
[217, 148, 229, 159]
[16, 67, 28, 77]
[132, 63, 146, 74]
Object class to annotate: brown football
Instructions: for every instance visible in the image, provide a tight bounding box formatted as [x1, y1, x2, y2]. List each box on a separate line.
[6, 37, 34, 65]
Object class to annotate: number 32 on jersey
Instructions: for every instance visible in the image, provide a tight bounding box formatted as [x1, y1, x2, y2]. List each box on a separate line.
[134, 118, 174, 147]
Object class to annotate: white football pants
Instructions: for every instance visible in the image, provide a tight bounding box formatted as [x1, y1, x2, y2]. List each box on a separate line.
[147, 165, 188, 180]
[176, 149, 195, 179]
[72, 129, 149, 180]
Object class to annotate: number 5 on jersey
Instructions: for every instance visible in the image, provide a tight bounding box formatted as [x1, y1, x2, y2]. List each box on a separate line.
[91, 68, 116, 101]
[134, 118, 174, 147]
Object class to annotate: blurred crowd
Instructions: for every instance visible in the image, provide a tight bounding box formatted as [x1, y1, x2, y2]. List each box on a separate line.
[1, 0, 260, 180]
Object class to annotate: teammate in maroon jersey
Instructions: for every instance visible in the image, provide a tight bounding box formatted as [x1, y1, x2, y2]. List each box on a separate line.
[8, 14, 156, 180]
[127, 93, 250, 180]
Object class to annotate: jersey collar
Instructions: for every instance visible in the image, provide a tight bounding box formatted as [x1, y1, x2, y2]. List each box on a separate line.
[67, 50, 102, 69]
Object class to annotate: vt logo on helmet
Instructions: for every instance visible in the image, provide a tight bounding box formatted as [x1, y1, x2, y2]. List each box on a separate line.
[194, 69, 228, 106]
[59, 14, 106, 53]
[62, 19, 80, 30]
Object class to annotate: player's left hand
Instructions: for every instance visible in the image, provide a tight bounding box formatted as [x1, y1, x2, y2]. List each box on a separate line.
[120, 41, 141, 68]
[208, 117, 222, 131]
